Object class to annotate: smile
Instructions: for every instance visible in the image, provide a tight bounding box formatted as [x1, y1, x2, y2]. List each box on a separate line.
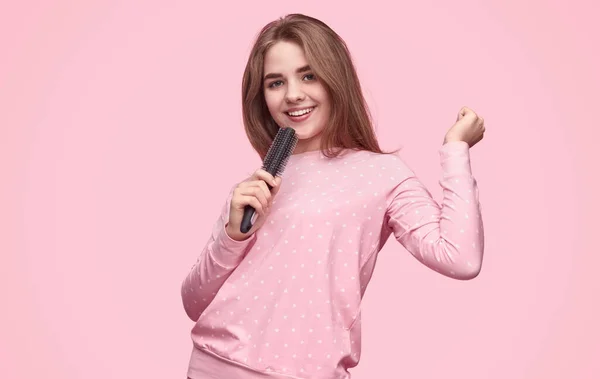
[286, 107, 315, 116]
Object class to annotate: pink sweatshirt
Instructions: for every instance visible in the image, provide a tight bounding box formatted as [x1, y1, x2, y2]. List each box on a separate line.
[181, 141, 484, 379]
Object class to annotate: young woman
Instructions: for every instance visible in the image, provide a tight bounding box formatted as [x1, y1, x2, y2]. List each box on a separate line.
[182, 13, 485, 379]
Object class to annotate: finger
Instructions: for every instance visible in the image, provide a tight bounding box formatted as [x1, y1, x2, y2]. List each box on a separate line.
[238, 178, 271, 192]
[458, 106, 473, 121]
[253, 179, 272, 206]
[252, 169, 277, 187]
[271, 176, 283, 196]
[240, 195, 266, 217]
[240, 186, 269, 210]
[243, 180, 272, 206]
[465, 112, 478, 123]
[237, 180, 273, 210]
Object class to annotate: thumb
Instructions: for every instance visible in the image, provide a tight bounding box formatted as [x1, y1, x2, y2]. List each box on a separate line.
[271, 176, 283, 195]
[457, 106, 474, 121]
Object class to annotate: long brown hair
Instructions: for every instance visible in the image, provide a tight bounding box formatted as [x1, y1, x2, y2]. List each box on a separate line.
[242, 13, 397, 159]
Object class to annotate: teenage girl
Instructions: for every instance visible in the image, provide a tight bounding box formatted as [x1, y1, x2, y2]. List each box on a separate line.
[182, 13, 485, 379]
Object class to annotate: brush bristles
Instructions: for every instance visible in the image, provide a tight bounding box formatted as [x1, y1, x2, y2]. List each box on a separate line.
[262, 128, 298, 178]
[273, 138, 297, 177]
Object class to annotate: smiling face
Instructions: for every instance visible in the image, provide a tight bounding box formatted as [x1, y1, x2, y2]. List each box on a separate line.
[262, 41, 331, 154]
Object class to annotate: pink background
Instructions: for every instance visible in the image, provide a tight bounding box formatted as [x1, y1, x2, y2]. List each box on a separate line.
[2, 0, 599, 378]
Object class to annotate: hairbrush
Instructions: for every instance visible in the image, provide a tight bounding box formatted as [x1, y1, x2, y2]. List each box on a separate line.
[240, 127, 298, 233]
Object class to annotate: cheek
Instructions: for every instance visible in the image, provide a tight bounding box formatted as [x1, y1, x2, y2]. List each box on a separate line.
[314, 82, 327, 98]
[312, 88, 331, 112]
[264, 92, 282, 116]
[316, 96, 331, 120]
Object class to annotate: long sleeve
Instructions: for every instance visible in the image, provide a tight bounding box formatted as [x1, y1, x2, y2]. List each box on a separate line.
[181, 187, 257, 321]
[183, 148, 484, 378]
[385, 141, 484, 280]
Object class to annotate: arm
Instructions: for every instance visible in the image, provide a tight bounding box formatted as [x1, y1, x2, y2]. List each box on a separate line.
[181, 188, 256, 321]
[385, 141, 484, 280]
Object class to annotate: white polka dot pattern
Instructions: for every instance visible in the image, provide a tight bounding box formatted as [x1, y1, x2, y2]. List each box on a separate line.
[182, 141, 484, 379]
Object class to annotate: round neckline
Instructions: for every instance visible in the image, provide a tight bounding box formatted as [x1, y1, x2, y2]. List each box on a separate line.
[288, 147, 364, 161]
[290, 149, 324, 157]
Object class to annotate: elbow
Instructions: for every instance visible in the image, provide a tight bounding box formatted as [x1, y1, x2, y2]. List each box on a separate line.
[459, 267, 481, 280]
[451, 261, 482, 280]
[181, 296, 201, 322]
[434, 244, 482, 280]
[181, 283, 201, 322]
[183, 305, 201, 322]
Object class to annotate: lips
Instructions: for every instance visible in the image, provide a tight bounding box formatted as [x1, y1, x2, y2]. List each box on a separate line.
[285, 106, 315, 123]
[286, 107, 315, 117]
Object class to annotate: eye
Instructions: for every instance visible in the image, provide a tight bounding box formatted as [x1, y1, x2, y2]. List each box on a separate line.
[303, 73, 316, 81]
[268, 80, 283, 88]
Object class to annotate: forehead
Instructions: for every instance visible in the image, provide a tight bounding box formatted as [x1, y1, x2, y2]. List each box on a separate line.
[264, 41, 308, 72]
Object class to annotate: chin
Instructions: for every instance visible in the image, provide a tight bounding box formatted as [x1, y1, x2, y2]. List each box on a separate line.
[290, 128, 315, 140]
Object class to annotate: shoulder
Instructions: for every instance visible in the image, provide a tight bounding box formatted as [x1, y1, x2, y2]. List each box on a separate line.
[350, 149, 414, 175]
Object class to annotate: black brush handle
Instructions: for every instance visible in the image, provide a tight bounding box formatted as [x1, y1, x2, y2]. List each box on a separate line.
[239, 127, 296, 234]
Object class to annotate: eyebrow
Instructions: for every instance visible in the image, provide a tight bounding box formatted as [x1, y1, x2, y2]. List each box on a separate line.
[263, 65, 312, 81]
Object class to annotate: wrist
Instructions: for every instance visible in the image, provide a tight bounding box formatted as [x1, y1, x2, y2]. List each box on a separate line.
[444, 135, 462, 144]
[225, 224, 250, 242]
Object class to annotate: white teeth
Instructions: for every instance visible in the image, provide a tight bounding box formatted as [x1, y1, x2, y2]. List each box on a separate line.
[287, 107, 314, 117]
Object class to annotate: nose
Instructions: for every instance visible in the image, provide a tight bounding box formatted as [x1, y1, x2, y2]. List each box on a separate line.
[285, 81, 305, 103]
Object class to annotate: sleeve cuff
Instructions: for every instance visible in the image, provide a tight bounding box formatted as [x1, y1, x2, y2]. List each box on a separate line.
[439, 141, 472, 175]
[211, 225, 256, 268]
